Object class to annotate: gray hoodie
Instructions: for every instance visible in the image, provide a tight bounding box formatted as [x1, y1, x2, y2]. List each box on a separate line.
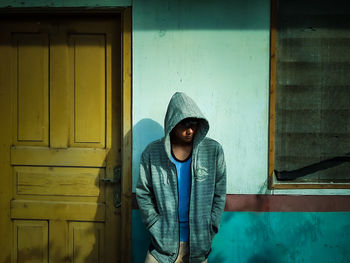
[136, 92, 226, 263]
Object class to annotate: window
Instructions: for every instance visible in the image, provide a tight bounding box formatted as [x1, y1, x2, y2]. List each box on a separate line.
[269, 0, 350, 188]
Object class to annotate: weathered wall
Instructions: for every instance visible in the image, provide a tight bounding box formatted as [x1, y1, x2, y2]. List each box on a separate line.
[132, 0, 271, 194]
[1, 1, 349, 262]
[131, 0, 350, 262]
[131, 0, 350, 196]
[133, 210, 350, 262]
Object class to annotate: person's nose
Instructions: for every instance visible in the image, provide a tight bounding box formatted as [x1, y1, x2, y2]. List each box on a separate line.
[185, 128, 194, 135]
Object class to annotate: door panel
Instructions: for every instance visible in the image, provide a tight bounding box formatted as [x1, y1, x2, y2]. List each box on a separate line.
[0, 15, 122, 262]
[68, 222, 104, 263]
[13, 33, 49, 146]
[11, 200, 105, 221]
[14, 166, 102, 197]
[11, 147, 108, 167]
[69, 34, 106, 147]
[13, 220, 49, 263]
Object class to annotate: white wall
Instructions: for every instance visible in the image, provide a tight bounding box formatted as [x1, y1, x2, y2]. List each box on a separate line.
[132, 0, 271, 194]
[132, 0, 350, 195]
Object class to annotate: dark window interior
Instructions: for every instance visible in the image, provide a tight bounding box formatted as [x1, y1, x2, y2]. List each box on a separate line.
[272, 0, 350, 185]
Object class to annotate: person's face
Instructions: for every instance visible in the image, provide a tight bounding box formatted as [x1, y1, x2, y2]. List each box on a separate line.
[172, 118, 199, 144]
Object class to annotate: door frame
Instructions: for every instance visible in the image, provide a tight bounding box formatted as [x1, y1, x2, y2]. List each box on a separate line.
[0, 7, 132, 263]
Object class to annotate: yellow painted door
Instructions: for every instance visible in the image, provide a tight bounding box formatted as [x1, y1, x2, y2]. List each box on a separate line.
[0, 15, 122, 262]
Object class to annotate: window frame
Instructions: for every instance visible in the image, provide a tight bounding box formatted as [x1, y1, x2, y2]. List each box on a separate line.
[268, 0, 350, 189]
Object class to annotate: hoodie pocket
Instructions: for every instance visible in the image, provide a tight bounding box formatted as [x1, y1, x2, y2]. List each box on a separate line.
[149, 218, 163, 253]
[148, 216, 172, 256]
[205, 218, 214, 256]
[191, 217, 212, 258]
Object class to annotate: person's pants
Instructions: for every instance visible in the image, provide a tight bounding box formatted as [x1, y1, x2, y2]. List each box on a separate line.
[144, 242, 208, 263]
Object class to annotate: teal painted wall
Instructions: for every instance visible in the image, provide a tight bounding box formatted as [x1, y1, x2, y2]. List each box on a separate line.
[132, 0, 272, 195]
[133, 210, 350, 263]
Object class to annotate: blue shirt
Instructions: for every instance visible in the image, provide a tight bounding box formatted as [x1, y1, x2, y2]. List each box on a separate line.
[171, 152, 192, 242]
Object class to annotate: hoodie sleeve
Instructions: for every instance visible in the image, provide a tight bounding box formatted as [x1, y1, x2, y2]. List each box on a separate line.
[136, 150, 159, 229]
[211, 144, 227, 233]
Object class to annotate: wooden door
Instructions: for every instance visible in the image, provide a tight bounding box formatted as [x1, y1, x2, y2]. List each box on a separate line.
[0, 15, 124, 262]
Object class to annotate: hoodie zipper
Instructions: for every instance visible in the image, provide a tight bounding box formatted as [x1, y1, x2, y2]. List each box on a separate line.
[188, 158, 193, 263]
[188, 150, 196, 263]
[171, 162, 181, 263]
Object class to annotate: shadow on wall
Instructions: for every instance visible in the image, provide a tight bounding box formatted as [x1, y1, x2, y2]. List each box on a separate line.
[132, 210, 150, 263]
[133, 118, 164, 189]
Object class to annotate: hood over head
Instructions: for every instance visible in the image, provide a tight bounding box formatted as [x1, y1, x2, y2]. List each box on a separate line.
[164, 92, 209, 159]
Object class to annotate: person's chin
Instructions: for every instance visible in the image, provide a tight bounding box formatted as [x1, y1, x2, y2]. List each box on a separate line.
[183, 137, 193, 143]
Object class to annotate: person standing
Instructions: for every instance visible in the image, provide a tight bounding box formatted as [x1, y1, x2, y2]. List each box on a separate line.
[136, 92, 226, 263]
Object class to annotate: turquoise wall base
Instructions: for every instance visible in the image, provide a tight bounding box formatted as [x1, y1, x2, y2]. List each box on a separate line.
[132, 210, 350, 263]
